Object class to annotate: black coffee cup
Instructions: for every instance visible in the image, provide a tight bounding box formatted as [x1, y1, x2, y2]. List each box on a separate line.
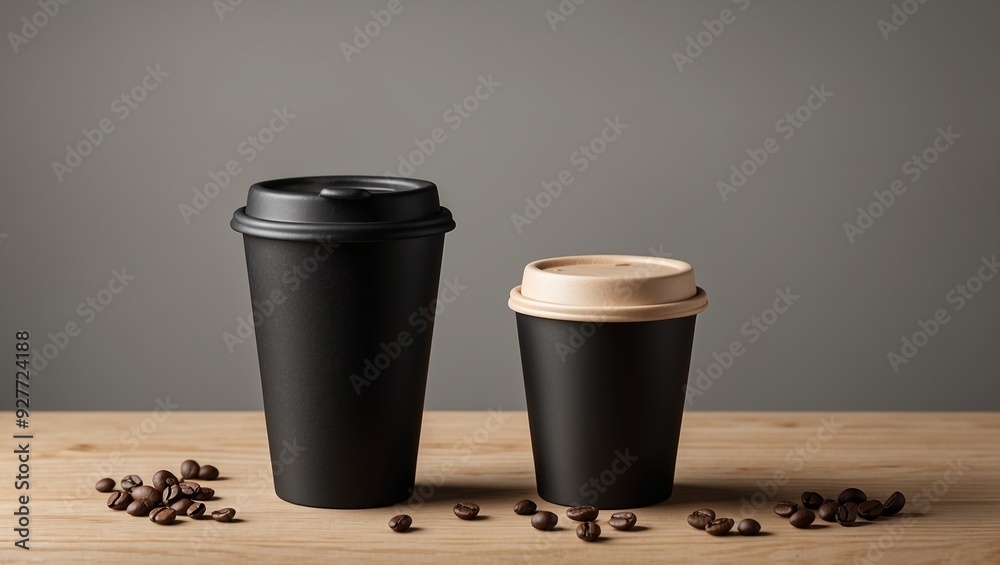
[509, 255, 708, 509]
[231, 176, 455, 508]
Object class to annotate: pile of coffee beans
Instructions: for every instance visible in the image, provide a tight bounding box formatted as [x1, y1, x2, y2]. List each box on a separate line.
[772, 489, 906, 529]
[96, 460, 236, 526]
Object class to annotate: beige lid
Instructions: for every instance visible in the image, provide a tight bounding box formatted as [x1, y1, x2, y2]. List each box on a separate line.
[508, 255, 708, 323]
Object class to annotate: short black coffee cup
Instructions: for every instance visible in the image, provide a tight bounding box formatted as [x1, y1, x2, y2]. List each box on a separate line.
[509, 255, 707, 509]
[231, 176, 455, 508]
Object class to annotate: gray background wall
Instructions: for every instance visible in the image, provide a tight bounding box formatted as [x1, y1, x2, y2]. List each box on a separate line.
[2, 0, 997, 411]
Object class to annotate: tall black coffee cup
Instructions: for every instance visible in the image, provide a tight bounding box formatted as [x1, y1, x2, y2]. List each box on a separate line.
[509, 255, 708, 509]
[231, 176, 455, 508]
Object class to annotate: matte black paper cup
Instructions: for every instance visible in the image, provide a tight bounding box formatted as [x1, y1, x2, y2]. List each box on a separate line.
[231, 176, 455, 508]
[509, 255, 708, 509]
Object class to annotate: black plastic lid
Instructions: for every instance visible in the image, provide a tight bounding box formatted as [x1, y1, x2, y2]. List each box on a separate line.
[231, 176, 456, 241]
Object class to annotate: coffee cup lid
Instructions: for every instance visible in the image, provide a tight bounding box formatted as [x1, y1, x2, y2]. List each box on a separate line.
[508, 255, 708, 322]
[231, 176, 455, 241]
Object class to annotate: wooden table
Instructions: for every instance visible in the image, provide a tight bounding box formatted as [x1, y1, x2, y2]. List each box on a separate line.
[4, 411, 998, 563]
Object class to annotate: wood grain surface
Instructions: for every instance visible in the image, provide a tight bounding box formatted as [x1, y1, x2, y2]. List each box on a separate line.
[2, 411, 998, 563]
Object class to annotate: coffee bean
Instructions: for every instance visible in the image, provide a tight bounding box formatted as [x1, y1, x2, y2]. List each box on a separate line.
[179, 482, 202, 499]
[149, 507, 177, 525]
[882, 491, 905, 516]
[566, 505, 599, 522]
[836, 502, 858, 526]
[818, 500, 839, 522]
[152, 469, 179, 492]
[576, 521, 601, 542]
[789, 509, 815, 528]
[180, 459, 200, 480]
[738, 518, 761, 536]
[162, 485, 183, 505]
[126, 499, 153, 517]
[196, 465, 220, 481]
[705, 517, 734, 536]
[801, 491, 824, 510]
[95, 478, 115, 492]
[858, 499, 884, 520]
[609, 511, 637, 531]
[453, 502, 480, 520]
[120, 475, 142, 491]
[388, 514, 412, 532]
[531, 511, 558, 530]
[186, 502, 207, 518]
[107, 491, 132, 510]
[687, 509, 715, 530]
[773, 500, 798, 517]
[195, 487, 215, 501]
[514, 499, 537, 515]
[129, 485, 161, 506]
[212, 508, 236, 522]
[170, 499, 195, 514]
[838, 487, 867, 505]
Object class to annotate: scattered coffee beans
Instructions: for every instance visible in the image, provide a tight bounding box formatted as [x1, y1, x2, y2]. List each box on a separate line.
[152, 469, 179, 492]
[149, 507, 177, 525]
[197, 465, 220, 481]
[705, 517, 735, 536]
[789, 509, 815, 529]
[388, 514, 412, 533]
[738, 518, 761, 536]
[531, 511, 558, 531]
[566, 505, 599, 522]
[107, 491, 132, 510]
[180, 459, 200, 480]
[838, 487, 867, 505]
[858, 499, 883, 521]
[95, 478, 115, 492]
[576, 521, 601, 542]
[882, 491, 906, 516]
[126, 500, 152, 517]
[186, 502, 207, 518]
[687, 509, 715, 529]
[453, 502, 480, 520]
[120, 475, 142, 491]
[773, 500, 798, 517]
[195, 487, 215, 501]
[514, 499, 537, 515]
[818, 500, 839, 522]
[609, 512, 637, 531]
[129, 485, 161, 506]
[212, 508, 236, 522]
[170, 499, 195, 514]
[801, 491, 824, 510]
[836, 502, 858, 526]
